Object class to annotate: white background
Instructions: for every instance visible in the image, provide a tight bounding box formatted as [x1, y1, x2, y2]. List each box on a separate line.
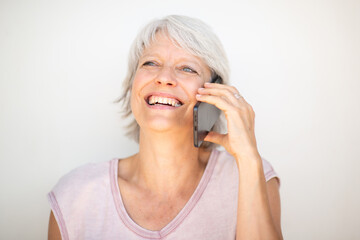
[1, 0, 359, 239]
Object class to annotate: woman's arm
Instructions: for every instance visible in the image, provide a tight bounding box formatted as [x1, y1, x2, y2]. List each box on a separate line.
[267, 178, 282, 238]
[197, 83, 283, 239]
[236, 157, 282, 240]
[48, 211, 62, 240]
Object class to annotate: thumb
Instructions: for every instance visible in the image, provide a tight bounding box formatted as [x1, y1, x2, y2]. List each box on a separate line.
[204, 131, 227, 146]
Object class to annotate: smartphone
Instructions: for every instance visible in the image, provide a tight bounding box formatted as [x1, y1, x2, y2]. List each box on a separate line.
[193, 75, 222, 148]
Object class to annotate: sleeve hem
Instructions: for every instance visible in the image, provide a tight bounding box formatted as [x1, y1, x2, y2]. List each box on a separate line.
[265, 172, 281, 187]
[47, 191, 70, 240]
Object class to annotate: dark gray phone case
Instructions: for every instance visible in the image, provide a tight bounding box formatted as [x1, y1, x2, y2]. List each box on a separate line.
[193, 76, 222, 147]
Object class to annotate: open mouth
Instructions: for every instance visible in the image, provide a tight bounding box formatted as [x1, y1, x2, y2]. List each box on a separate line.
[145, 95, 183, 107]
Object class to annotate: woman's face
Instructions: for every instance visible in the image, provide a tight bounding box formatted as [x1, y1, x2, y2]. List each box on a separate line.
[130, 33, 212, 134]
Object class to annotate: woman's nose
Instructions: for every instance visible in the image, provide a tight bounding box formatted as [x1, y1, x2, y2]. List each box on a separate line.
[155, 67, 177, 86]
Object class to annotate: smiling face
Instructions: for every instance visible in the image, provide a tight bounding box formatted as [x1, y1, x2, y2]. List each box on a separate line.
[130, 32, 212, 134]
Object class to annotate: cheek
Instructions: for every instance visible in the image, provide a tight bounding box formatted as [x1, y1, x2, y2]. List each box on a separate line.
[132, 73, 142, 92]
[130, 80, 141, 115]
[185, 79, 206, 98]
[130, 86, 142, 101]
[131, 70, 154, 97]
[130, 72, 151, 121]
[131, 72, 147, 101]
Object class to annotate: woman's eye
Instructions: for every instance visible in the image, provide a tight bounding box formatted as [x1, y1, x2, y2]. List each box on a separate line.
[182, 66, 197, 74]
[143, 61, 157, 66]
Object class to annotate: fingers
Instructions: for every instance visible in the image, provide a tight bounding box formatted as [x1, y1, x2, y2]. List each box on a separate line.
[198, 87, 243, 104]
[204, 131, 227, 146]
[197, 83, 249, 107]
[204, 82, 243, 97]
[196, 93, 235, 111]
[197, 83, 255, 118]
[204, 82, 238, 92]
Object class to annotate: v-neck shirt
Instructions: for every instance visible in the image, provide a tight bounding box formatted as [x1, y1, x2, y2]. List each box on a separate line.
[48, 149, 279, 240]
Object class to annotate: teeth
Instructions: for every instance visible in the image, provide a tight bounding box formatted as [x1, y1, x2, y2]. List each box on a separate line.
[149, 97, 155, 104]
[148, 95, 181, 107]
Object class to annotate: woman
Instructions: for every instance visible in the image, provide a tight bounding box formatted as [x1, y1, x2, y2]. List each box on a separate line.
[48, 15, 282, 240]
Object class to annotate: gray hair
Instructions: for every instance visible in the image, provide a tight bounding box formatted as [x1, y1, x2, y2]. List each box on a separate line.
[117, 15, 230, 148]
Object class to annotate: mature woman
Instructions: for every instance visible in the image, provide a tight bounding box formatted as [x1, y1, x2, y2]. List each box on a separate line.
[48, 15, 282, 240]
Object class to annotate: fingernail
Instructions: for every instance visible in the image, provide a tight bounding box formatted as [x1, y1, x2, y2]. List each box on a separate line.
[198, 88, 204, 91]
[196, 94, 201, 98]
[204, 82, 210, 85]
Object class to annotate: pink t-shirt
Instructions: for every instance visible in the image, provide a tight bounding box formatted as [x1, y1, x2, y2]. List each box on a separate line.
[48, 149, 279, 240]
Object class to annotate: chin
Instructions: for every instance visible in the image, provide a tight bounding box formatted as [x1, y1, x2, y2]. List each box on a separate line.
[140, 117, 190, 133]
[146, 120, 176, 132]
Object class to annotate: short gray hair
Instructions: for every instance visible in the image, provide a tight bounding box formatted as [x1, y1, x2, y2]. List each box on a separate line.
[117, 15, 230, 148]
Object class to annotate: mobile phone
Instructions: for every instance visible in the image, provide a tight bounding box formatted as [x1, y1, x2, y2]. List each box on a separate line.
[193, 75, 222, 148]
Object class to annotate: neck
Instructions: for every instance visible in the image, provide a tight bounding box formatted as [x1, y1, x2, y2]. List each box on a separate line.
[131, 127, 211, 195]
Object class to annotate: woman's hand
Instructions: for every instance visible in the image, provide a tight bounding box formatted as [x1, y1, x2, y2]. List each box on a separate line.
[196, 82, 260, 162]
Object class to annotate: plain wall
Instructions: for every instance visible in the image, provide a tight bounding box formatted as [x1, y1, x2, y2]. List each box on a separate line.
[1, 0, 359, 239]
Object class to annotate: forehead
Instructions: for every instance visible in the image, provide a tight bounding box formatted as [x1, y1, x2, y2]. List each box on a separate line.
[141, 32, 206, 64]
